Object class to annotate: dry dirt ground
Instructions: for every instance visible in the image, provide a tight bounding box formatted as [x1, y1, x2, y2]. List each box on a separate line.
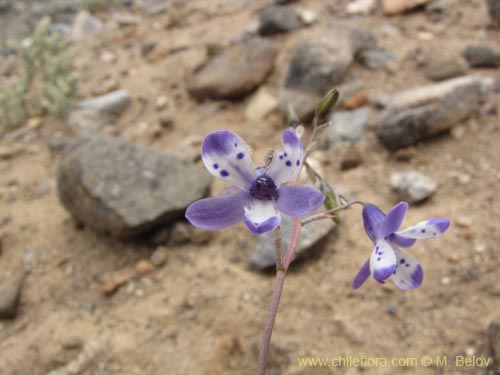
[1, 0, 500, 374]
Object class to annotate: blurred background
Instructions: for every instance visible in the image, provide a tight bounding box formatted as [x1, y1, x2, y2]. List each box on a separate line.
[0, 0, 499, 374]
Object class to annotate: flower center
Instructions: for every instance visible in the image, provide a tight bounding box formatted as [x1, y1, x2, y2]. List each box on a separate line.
[249, 174, 279, 201]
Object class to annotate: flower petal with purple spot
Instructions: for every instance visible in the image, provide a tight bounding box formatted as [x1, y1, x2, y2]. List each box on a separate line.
[390, 248, 424, 290]
[275, 185, 325, 217]
[185, 189, 249, 230]
[201, 130, 257, 188]
[370, 239, 397, 283]
[244, 200, 281, 234]
[362, 204, 385, 244]
[267, 129, 304, 186]
[396, 218, 450, 239]
[380, 202, 408, 238]
[353, 259, 371, 289]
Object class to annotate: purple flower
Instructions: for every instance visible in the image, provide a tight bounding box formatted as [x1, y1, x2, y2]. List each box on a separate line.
[185, 129, 325, 235]
[353, 202, 450, 290]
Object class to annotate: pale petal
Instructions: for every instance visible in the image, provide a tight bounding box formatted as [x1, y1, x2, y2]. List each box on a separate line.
[380, 202, 408, 238]
[395, 218, 450, 239]
[244, 200, 281, 234]
[370, 239, 397, 283]
[352, 259, 370, 289]
[185, 189, 249, 230]
[267, 129, 304, 186]
[390, 248, 424, 290]
[201, 130, 257, 188]
[275, 185, 325, 217]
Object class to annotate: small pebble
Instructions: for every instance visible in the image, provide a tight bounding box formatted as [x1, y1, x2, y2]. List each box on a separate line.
[441, 276, 450, 285]
[155, 96, 168, 111]
[100, 50, 117, 63]
[299, 9, 317, 25]
[150, 246, 168, 267]
[136, 259, 155, 275]
[474, 244, 486, 253]
[465, 347, 476, 357]
[456, 216, 472, 228]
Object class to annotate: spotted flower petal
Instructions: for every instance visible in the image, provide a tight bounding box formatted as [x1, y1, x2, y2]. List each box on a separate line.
[352, 259, 370, 289]
[244, 200, 281, 234]
[201, 130, 257, 188]
[267, 129, 304, 187]
[370, 239, 397, 283]
[396, 218, 450, 239]
[185, 189, 249, 230]
[380, 202, 408, 238]
[391, 248, 424, 290]
[362, 204, 385, 244]
[275, 185, 325, 217]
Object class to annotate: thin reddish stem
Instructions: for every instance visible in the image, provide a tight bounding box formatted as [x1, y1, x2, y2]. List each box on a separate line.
[257, 217, 302, 375]
[256, 269, 286, 375]
[283, 217, 302, 269]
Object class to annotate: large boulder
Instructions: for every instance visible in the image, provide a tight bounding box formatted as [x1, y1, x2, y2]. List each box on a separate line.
[278, 25, 375, 120]
[187, 38, 278, 100]
[57, 136, 211, 238]
[374, 76, 486, 150]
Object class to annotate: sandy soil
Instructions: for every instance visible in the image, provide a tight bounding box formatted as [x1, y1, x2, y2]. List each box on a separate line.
[1, 0, 500, 374]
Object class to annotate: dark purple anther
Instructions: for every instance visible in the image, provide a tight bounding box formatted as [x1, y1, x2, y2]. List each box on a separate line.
[249, 174, 279, 201]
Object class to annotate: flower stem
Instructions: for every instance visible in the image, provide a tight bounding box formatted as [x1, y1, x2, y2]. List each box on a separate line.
[256, 269, 286, 375]
[257, 217, 302, 375]
[283, 217, 302, 269]
[301, 200, 365, 225]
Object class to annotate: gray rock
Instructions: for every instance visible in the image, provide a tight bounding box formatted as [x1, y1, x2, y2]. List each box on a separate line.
[0, 266, 25, 320]
[187, 38, 278, 100]
[0, 0, 11, 13]
[137, 0, 169, 15]
[70, 11, 104, 41]
[425, 0, 452, 22]
[390, 171, 437, 203]
[258, 5, 304, 36]
[279, 25, 375, 120]
[463, 45, 500, 68]
[49, 23, 71, 36]
[375, 76, 484, 149]
[275, 0, 299, 3]
[57, 136, 211, 238]
[375, 75, 485, 110]
[488, 0, 500, 26]
[424, 52, 468, 81]
[358, 48, 394, 70]
[67, 90, 132, 135]
[328, 107, 370, 145]
[376, 105, 460, 150]
[249, 215, 335, 270]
